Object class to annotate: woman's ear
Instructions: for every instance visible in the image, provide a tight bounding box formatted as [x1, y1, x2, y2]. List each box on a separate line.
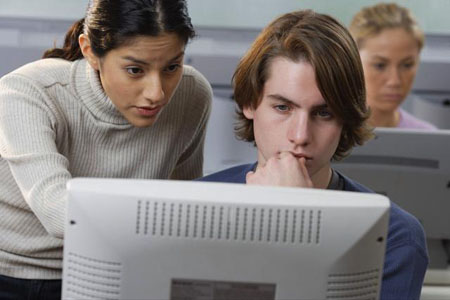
[79, 34, 100, 70]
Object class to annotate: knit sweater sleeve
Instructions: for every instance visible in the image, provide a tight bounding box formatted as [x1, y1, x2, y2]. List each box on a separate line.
[170, 66, 212, 180]
[0, 73, 70, 239]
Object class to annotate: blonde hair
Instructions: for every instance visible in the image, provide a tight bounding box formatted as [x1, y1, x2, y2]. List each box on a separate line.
[349, 2, 424, 50]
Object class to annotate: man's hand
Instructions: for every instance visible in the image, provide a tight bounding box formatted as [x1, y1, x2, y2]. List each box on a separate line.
[246, 152, 313, 188]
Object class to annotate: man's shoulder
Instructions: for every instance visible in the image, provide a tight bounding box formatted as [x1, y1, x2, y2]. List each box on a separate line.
[198, 163, 256, 184]
[387, 201, 427, 255]
[338, 171, 374, 193]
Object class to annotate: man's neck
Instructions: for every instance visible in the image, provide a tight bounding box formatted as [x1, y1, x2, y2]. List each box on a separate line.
[311, 166, 333, 189]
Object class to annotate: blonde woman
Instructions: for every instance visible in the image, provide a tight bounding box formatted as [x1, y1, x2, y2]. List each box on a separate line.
[350, 2, 436, 129]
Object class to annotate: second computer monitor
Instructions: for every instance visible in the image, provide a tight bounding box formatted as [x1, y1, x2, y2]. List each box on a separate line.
[332, 128, 450, 268]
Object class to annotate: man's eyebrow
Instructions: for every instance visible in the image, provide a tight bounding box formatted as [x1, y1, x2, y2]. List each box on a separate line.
[267, 94, 328, 109]
[267, 94, 297, 106]
[120, 51, 185, 66]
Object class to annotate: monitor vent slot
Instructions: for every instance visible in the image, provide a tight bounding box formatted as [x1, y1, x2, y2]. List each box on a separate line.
[326, 269, 379, 300]
[136, 200, 322, 244]
[64, 252, 122, 300]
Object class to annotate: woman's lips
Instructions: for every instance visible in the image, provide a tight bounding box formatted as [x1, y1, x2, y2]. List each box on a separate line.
[135, 106, 162, 117]
[382, 94, 403, 101]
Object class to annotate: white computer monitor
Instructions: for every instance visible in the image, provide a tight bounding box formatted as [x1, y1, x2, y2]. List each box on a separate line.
[62, 178, 389, 300]
[332, 128, 450, 268]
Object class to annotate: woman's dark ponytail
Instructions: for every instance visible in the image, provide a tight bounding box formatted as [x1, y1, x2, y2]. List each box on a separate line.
[42, 0, 195, 62]
[42, 18, 85, 61]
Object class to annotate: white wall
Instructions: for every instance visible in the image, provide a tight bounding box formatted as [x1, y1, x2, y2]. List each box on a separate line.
[0, 0, 88, 20]
[1, 0, 450, 34]
[188, 0, 450, 34]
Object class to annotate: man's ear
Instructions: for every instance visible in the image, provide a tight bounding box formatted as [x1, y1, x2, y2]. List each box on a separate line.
[243, 105, 255, 120]
[79, 34, 100, 70]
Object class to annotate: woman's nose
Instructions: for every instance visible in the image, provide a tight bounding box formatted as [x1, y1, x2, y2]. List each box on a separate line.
[143, 74, 165, 104]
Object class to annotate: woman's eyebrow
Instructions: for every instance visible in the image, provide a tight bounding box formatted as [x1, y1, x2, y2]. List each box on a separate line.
[120, 52, 185, 66]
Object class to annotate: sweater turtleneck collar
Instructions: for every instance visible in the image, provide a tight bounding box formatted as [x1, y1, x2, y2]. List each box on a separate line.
[72, 59, 132, 126]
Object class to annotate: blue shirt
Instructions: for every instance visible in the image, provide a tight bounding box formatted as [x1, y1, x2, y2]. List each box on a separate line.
[199, 163, 429, 300]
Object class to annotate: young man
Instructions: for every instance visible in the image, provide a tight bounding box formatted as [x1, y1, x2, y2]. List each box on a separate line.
[200, 10, 428, 300]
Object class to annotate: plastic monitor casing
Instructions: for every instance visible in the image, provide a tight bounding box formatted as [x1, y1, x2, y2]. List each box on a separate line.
[62, 179, 389, 300]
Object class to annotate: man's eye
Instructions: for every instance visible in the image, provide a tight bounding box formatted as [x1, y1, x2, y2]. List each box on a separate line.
[274, 105, 290, 112]
[316, 109, 332, 118]
[126, 67, 143, 75]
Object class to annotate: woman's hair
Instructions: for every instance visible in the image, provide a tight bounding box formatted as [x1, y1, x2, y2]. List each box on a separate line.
[233, 9, 372, 161]
[43, 0, 195, 60]
[349, 2, 424, 50]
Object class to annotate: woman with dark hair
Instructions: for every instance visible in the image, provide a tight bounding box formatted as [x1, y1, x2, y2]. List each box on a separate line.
[0, 0, 211, 298]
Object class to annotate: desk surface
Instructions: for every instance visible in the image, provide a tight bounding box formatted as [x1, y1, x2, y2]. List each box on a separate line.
[424, 268, 450, 285]
[422, 268, 450, 300]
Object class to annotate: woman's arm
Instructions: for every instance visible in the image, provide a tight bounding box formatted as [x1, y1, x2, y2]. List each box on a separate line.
[0, 73, 71, 238]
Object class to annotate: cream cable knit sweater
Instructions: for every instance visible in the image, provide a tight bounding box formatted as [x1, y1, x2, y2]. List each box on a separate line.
[0, 58, 212, 279]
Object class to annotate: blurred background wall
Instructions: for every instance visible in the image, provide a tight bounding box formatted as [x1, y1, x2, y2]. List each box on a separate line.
[1, 0, 450, 172]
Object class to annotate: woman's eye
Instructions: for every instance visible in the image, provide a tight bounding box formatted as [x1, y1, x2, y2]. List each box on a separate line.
[166, 64, 181, 73]
[373, 63, 386, 70]
[126, 67, 143, 75]
[401, 62, 415, 69]
[274, 105, 290, 112]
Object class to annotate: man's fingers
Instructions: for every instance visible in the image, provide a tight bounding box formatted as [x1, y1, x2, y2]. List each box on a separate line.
[278, 151, 293, 159]
[246, 171, 254, 183]
[299, 157, 314, 187]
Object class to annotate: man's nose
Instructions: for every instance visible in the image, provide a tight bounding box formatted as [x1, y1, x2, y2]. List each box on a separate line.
[287, 112, 310, 146]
